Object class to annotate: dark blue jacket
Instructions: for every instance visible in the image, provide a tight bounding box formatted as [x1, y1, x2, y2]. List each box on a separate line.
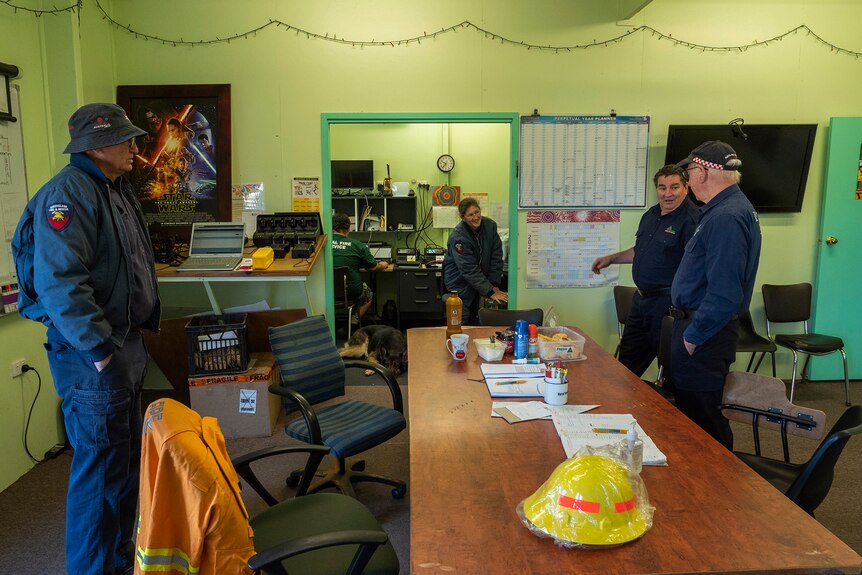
[12, 153, 161, 362]
[443, 218, 503, 300]
[632, 197, 700, 291]
[671, 185, 761, 346]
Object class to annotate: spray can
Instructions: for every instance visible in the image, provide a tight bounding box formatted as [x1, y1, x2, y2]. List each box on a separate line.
[526, 324, 540, 363]
[514, 320, 528, 361]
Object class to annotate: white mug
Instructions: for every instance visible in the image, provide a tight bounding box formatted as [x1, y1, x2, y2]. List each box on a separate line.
[446, 333, 470, 361]
[542, 377, 568, 406]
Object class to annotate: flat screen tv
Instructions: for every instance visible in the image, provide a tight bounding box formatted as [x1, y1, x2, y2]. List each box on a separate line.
[331, 159, 374, 189]
[664, 124, 817, 213]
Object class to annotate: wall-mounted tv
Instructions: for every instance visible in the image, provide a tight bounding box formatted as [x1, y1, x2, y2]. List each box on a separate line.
[664, 124, 817, 213]
[331, 159, 374, 189]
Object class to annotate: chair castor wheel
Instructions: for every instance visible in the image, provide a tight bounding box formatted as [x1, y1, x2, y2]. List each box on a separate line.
[391, 486, 406, 499]
[350, 460, 366, 472]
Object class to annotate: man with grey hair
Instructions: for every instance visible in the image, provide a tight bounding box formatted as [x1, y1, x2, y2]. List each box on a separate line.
[13, 103, 160, 574]
[668, 141, 761, 449]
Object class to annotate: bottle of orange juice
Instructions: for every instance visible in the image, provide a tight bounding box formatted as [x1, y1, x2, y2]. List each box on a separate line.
[445, 292, 463, 339]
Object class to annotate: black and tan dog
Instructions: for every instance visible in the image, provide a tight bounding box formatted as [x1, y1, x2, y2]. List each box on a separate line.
[339, 324, 408, 377]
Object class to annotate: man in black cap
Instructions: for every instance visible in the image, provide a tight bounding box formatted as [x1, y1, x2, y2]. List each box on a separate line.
[12, 103, 161, 574]
[668, 141, 761, 449]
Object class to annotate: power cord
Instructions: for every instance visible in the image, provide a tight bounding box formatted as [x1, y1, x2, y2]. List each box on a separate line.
[20, 364, 41, 463]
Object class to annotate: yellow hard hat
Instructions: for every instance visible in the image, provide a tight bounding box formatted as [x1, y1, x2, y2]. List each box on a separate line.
[518, 454, 652, 547]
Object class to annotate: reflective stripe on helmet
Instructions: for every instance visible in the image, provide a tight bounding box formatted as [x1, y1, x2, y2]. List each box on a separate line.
[558, 495, 600, 513]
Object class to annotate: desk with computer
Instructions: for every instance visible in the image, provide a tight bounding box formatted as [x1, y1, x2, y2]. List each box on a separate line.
[363, 244, 447, 328]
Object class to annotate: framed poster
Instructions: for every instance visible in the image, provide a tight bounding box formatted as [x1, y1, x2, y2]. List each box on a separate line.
[116, 84, 231, 234]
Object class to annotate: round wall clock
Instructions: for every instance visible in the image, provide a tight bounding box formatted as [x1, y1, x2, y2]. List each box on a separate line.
[437, 153, 455, 173]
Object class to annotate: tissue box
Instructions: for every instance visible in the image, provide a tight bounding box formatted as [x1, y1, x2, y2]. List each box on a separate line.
[537, 327, 585, 360]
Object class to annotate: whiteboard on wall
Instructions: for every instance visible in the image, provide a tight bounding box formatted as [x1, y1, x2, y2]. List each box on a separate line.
[0, 85, 27, 284]
[519, 115, 649, 209]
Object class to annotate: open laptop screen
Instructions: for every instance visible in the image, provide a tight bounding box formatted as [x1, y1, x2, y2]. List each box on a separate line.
[190, 223, 246, 255]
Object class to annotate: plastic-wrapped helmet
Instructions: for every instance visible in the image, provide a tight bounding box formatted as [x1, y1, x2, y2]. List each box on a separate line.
[519, 454, 651, 547]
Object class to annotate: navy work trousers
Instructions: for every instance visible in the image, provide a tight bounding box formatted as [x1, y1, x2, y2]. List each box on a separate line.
[618, 293, 671, 378]
[45, 330, 147, 575]
[670, 318, 738, 450]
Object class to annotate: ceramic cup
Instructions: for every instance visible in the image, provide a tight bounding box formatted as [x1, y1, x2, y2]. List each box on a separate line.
[542, 377, 568, 406]
[446, 333, 470, 361]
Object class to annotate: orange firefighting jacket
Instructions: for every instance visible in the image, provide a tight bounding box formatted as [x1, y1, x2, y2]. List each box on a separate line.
[136, 398, 255, 574]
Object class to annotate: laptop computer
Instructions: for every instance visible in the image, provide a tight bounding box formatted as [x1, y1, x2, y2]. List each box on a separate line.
[176, 222, 246, 272]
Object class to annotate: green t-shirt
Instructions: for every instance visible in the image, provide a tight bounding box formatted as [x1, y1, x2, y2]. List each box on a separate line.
[331, 235, 377, 300]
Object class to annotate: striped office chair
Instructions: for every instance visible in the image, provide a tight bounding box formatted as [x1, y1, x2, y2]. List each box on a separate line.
[268, 315, 407, 499]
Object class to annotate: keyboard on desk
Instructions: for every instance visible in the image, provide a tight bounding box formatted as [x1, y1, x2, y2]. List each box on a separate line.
[176, 256, 242, 271]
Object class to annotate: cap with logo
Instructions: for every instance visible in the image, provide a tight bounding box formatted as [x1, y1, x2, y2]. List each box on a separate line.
[675, 140, 742, 171]
[517, 454, 653, 547]
[63, 103, 147, 154]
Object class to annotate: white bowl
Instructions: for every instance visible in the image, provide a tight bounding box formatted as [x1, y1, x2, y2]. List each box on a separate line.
[475, 339, 506, 361]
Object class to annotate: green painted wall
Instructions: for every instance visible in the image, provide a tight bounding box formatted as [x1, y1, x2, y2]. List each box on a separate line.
[2, 0, 861, 490]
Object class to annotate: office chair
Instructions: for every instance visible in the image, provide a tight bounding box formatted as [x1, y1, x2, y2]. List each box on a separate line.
[727, 397, 862, 517]
[721, 371, 826, 463]
[138, 398, 399, 575]
[333, 266, 357, 339]
[613, 286, 637, 358]
[269, 315, 407, 499]
[735, 310, 777, 376]
[762, 283, 851, 405]
[477, 307, 543, 327]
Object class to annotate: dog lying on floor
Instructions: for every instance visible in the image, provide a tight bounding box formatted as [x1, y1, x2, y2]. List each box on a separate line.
[338, 324, 408, 377]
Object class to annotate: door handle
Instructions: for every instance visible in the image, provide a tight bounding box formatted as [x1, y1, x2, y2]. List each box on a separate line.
[825, 235, 838, 245]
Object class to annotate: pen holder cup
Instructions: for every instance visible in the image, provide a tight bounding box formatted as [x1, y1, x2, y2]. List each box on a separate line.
[542, 377, 568, 406]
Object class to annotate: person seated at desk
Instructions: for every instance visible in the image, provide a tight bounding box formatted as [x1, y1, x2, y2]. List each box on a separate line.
[331, 212, 390, 322]
[443, 198, 507, 325]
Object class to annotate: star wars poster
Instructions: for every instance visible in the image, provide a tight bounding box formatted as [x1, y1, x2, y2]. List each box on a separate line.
[117, 85, 231, 234]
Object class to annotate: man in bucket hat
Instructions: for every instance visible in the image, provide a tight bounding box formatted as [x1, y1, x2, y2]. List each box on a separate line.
[12, 103, 161, 574]
[668, 141, 761, 449]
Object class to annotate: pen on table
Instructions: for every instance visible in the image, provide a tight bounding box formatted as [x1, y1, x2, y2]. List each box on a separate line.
[592, 428, 627, 434]
[495, 379, 528, 386]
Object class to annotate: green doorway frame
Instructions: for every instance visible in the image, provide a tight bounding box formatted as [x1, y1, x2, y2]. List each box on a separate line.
[321, 112, 520, 333]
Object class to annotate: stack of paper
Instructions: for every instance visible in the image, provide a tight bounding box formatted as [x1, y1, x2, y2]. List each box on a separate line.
[550, 412, 668, 466]
[480, 363, 546, 397]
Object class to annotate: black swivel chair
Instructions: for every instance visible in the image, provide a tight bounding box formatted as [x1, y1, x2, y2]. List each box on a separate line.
[268, 315, 407, 499]
[140, 398, 399, 575]
[727, 398, 862, 517]
[477, 307, 544, 327]
[333, 266, 357, 339]
[736, 310, 777, 376]
[613, 286, 637, 359]
[762, 283, 851, 405]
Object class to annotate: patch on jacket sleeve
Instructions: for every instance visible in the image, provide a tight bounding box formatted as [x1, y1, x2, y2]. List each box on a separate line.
[455, 242, 463, 254]
[47, 203, 74, 231]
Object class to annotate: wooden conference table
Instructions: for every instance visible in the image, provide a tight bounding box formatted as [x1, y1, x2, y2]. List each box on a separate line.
[156, 235, 325, 315]
[408, 326, 862, 575]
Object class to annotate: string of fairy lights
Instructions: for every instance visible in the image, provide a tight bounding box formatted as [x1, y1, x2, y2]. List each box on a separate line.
[2, 0, 860, 58]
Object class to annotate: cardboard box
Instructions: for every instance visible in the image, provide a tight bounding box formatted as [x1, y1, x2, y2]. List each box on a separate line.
[189, 352, 282, 439]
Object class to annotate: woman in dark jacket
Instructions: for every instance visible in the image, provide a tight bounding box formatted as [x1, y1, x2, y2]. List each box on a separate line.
[442, 198, 508, 325]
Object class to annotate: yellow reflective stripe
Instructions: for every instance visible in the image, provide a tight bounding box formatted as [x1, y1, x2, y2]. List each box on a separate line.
[137, 546, 200, 574]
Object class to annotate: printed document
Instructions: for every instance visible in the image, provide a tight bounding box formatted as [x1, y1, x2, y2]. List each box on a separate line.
[551, 412, 667, 465]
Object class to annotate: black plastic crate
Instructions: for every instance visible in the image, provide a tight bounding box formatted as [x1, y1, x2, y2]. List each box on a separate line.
[185, 313, 249, 376]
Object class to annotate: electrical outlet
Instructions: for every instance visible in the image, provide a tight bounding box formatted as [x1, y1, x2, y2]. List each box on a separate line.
[10, 358, 26, 378]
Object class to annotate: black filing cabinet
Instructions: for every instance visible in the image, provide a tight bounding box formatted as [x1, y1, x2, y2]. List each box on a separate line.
[396, 267, 444, 328]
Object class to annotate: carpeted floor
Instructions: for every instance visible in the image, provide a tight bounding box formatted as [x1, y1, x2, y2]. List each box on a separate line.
[0, 375, 858, 574]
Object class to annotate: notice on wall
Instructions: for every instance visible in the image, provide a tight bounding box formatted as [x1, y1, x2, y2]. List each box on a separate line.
[525, 210, 620, 288]
[292, 177, 320, 212]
